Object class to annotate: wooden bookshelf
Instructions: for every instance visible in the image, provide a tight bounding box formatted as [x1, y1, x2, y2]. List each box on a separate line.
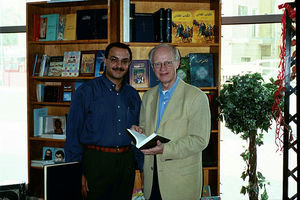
[27, 0, 221, 197]
[120, 0, 221, 196]
[26, 0, 120, 197]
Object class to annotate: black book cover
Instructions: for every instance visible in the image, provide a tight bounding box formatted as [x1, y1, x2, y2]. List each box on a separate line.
[134, 13, 155, 42]
[165, 8, 172, 43]
[154, 8, 165, 42]
[76, 9, 107, 40]
[44, 86, 60, 102]
[130, 3, 136, 42]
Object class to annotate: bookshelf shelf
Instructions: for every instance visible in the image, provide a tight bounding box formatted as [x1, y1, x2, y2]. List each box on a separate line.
[29, 137, 65, 142]
[32, 76, 95, 80]
[32, 102, 71, 106]
[28, 39, 109, 45]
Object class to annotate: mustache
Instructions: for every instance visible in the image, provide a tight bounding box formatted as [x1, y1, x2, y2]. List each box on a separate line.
[112, 67, 125, 72]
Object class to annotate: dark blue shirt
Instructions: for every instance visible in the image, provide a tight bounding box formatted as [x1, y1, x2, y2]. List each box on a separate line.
[65, 75, 143, 170]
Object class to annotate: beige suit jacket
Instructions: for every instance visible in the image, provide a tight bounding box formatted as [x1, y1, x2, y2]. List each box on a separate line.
[140, 79, 211, 200]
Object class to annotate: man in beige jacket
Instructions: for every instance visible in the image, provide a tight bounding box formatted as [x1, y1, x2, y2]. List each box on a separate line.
[132, 44, 211, 200]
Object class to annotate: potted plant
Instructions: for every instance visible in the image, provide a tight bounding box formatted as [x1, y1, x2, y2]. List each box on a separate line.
[216, 73, 277, 200]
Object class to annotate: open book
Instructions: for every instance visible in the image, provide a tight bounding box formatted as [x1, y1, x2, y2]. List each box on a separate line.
[126, 129, 170, 149]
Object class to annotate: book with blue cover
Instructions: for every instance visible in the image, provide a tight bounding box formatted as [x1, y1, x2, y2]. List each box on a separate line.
[149, 62, 160, 87]
[39, 14, 59, 41]
[94, 50, 105, 77]
[189, 53, 214, 87]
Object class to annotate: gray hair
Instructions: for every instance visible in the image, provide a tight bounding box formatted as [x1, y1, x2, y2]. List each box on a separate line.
[148, 44, 181, 65]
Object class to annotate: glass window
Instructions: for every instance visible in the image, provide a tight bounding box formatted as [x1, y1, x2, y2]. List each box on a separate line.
[220, 14, 297, 200]
[0, 32, 27, 184]
[0, 0, 26, 26]
[222, 0, 293, 16]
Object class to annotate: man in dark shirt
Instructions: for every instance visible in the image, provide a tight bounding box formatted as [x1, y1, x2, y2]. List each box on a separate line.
[65, 42, 143, 200]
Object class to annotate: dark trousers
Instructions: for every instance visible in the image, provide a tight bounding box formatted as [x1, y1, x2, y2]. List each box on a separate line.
[82, 148, 135, 200]
[149, 155, 162, 200]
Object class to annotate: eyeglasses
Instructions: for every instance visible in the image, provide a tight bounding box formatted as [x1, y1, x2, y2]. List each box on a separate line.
[152, 60, 176, 69]
[109, 56, 131, 66]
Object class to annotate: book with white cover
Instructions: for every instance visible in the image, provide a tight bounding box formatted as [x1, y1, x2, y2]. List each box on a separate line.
[126, 129, 170, 149]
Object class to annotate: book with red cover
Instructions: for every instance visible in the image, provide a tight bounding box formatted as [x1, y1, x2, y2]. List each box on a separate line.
[33, 14, 40, 41]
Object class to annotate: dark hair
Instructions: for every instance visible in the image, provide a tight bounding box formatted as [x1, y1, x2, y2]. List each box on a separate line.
[55, 119, 62, 125]
[55, 150, 65, 158]
[105, 42, 132, 61]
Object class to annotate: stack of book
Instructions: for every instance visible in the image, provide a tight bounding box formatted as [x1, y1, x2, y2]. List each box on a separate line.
[32, 9, 107, 42]
[32, 50, 105, 78]
[128, 53, 215, 89]
[123, 3, 215, 44]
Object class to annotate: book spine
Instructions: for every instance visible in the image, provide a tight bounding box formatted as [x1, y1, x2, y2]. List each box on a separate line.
[154, 8, 165, 42]
[123, 0, 130, 42]
[165, 8, 172, 43]
[33, 14, 40, 42]
[32, 53, 39, 76]
[130, 3, 136, 42]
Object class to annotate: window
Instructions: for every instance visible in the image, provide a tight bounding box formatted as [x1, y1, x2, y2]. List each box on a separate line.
[0, 0, 28, 185]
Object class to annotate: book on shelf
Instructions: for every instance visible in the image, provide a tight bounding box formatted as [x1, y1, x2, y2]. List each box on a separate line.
[172, 11, 193, 43]
[126, 129, 170, 150]
[44, 162, 81, 200]
[64, 13, 77, 40]
[202, 185, 211, 197]
[39, 15, 47, 40]
[39, 14, 59, 41]
[189, 53, 214, 87]
[57, 14, 66, 41]
[41, 115, 66, 139]
[33, 14, 40, 41]
[43, 147, 55, 161]
[36, 83, 45, 102]
[154, 8, 165, 43]
[79, 50, 97, 76]
[129, 60, 149, 88]
[61, 82, 75, 102]
[165, 8, 172, 43]
[41, 147, 65, 163]
[33, 108, 48, 137]
[43, 85, 61, 102]
[148, 63, 159, 88]
[192, 10, 215, 44]
[177, 57, 190, 84]
[76, 9, 107, 40]
[54, 148, 65, 163]
[32, 53, 40, 76]
[62, 51, 81, 77]
[39, 54, 50, 77]
[48, 56, 64, 77]
[122, 0, 130, 42]
[129, 3, 136, 42]
[134, 13, 155, 42]
[94, 50, 105, 77]
[31, 159, 55, 167]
